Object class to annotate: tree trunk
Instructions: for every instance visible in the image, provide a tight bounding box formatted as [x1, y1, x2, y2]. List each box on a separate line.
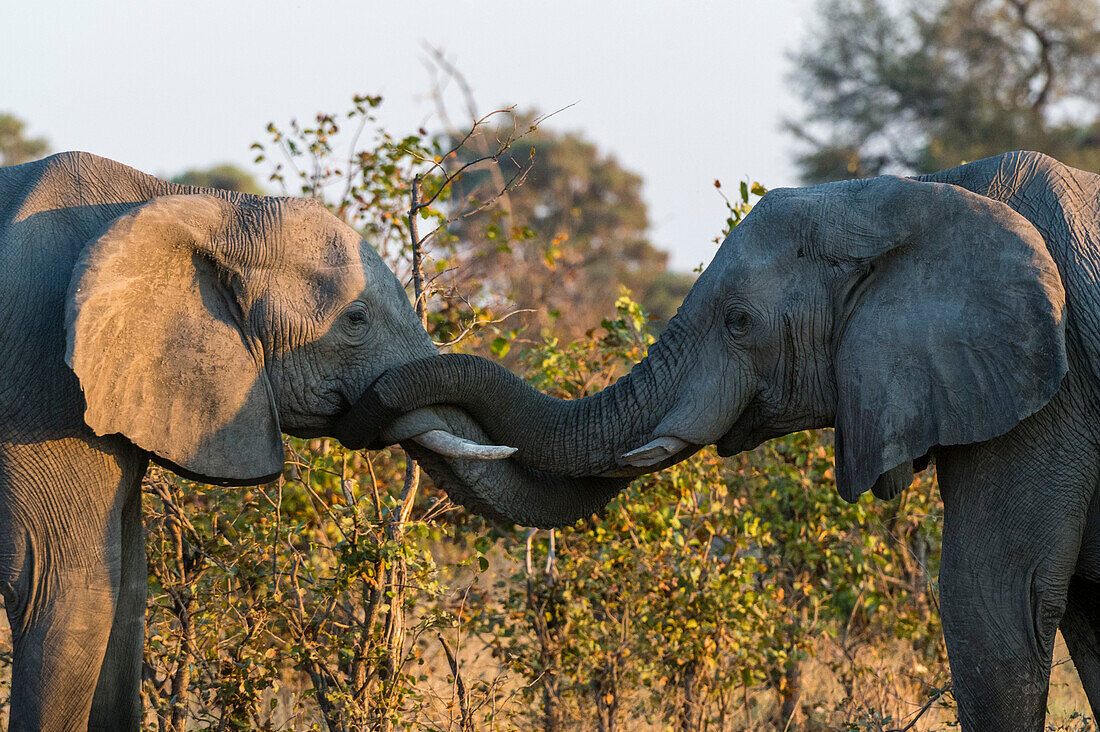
[779, 659, 803, 730]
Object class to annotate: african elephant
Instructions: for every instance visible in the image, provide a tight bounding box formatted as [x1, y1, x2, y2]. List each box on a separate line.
[335, 151, 1100, 730]
[0, 151, 637, 731]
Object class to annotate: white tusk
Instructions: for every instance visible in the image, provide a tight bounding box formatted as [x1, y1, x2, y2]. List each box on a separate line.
[411, 429, 517, 461]
[621, 436, 692, 468]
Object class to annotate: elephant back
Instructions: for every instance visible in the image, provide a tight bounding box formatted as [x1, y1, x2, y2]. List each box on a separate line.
[920, 152, 1100, 390]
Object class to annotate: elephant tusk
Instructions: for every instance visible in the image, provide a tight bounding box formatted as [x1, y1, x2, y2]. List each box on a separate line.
[411, 429, 517, 461]
[621, 436, 692, 468]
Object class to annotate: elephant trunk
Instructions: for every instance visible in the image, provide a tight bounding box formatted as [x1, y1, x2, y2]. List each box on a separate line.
[331, 321, 703, 527]
[334, 319, 694, 479]
[398, 406, 632, 528]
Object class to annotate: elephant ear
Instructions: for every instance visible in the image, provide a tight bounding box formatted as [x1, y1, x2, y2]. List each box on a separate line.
[65, 194, 284, 486]
[831, 177, 1067, 502]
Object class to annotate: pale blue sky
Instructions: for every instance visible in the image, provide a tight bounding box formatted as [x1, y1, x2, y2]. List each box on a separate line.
[4, 0, 815, 270]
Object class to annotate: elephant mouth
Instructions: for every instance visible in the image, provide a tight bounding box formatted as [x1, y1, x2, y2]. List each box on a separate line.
[381, 408, 517, 461]
[613, 435, 700, 474]
[395, 405, 632, 528]
[715, 428, 750, 457]
[330, 379, 519, 464]
[714, 418, 784, 457]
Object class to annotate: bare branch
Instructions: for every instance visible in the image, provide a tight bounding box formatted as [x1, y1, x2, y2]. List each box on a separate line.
[887, 685, 952, 732]
[433, 308, 535, 349]
[438, 634, 474, 732]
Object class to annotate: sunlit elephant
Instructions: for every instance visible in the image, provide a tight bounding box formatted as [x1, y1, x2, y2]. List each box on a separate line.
[336, 151, 1100, 731]
[0, 151, 620, 731]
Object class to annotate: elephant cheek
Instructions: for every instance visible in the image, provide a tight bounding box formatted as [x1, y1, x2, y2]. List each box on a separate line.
[715, 429, 759, 457]
[713, 404, 764, 456]
[648, 365, 749, 452]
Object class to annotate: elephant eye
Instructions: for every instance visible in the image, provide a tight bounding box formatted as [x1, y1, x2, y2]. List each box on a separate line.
[725, 309, 752, 338]
[341, 304, 370, 338]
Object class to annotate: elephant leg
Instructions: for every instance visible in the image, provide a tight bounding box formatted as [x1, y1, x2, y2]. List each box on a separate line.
[0, 436, 145, 732]
[936, 422, 1094, 731]
[1058, 576, 1100, 716]
[89, 461, 148, 732]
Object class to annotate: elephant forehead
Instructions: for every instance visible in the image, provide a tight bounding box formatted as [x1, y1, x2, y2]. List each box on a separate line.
[250, 245, 374, 346]
[707, 238, 788, 292]
[266, 211, 376, 305]
[276, 207, 361, 266]
[265, 256, 369, 312]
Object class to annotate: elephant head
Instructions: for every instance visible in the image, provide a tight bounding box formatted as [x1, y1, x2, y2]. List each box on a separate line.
[63, 190, 556, 497]
[334, 175, 1068, 525]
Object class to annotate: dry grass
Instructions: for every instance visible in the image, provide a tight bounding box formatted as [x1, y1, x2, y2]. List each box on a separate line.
[0, 589, 1095, 730]
[785, 632, 1094, 731]
[0, 609, 8, 730]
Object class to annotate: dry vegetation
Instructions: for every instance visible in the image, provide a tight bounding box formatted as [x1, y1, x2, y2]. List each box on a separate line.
[2, 49, 1100, 724]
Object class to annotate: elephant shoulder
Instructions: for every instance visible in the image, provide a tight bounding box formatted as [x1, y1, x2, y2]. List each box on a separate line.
[912, 151, 1067, 200]
[0, 153, 187, 267]
[7, 153, 176, 220]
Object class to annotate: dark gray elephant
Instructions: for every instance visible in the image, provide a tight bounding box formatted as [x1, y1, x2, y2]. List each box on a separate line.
[0, 152, 633, 731]
[336, 151, 1100, 731]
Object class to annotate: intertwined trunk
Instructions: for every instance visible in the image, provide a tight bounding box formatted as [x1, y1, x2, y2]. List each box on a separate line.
[335, 322, 696, 527]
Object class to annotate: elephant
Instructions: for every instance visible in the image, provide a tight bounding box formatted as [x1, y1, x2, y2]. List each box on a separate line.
[0, 151, 643, 731]
[333, 151, 1100, 731]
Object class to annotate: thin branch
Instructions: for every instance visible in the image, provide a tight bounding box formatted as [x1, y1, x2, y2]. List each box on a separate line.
[416, 151, 502, 211]
[433, 309, 535, 348]
[408, 174, 428, 326]
[416, 155, 535, 249]
[397, 457, 421, 530]
[401, 106, 517, 183]
[438, 634, 474, 732]
[886, 685, 952, 732]
[408, 100, 572, 213]
[426, 44, 517, 229]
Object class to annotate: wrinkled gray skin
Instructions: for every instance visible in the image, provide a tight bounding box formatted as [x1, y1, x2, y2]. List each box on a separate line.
[347, 152, 1100, 731]
[0, 152, 614, 731]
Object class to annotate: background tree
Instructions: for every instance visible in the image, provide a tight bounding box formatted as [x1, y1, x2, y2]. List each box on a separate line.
[2, 77, 1095, 729]
[138, 95, 546, 731]
[172, 163, 264, 194]
[0, 113, 48, 167]
[787, 0, 1100, 182]
[444, 113, 691, 343]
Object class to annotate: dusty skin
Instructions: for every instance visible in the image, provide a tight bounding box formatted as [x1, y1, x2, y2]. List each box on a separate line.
[339, 152, 1100, 731]
[3, 151, 1100, 730]
[0, 152, 600, 731]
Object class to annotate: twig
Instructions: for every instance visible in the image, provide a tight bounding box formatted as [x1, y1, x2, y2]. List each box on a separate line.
[438, 634, 474, 732]
[525, 529, 537, 577]
[408, 174, 428, 327]
[397, 457, 420, 530]
[887, 685, 952, 732]
[545, 529, 556, 577]
[433, 309, 535, 348]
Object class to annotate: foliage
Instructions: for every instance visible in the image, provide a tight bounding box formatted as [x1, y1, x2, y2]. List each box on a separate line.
[139, 93, 543, 731]
[714, 178, 768, 242]
[444, 111, 687, 342]
[253, 94, 447, 285]
[469, 294, 948, 731]
[0, 113, 48, 167]
[172, 164, 265, 194]
[141, 443, 476, 730]
[251, 95, 538, 352]
[0, 98, 1095, 731]
[788, 0, 1100, 182]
